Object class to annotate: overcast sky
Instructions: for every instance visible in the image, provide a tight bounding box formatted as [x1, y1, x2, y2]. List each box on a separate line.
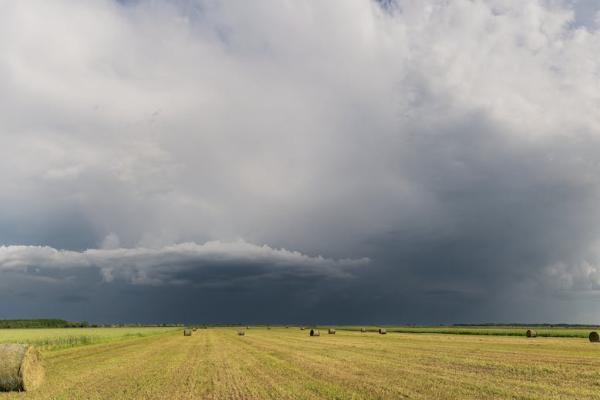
[1, 0, 600, 324]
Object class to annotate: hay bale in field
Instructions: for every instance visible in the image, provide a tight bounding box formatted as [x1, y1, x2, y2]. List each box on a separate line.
[589, 331, 600, 342]
[300, 327, 305, 330]
[183, 329, 192, 336]
[361, 328, 366, 333]
[378, 328, 387, 335]
[328, 329, 336, 334]
[526, 329, 537, 338]
[310, 329, 320, 337]
[0, 344, 44, 392]
[238, 331, 246, 336]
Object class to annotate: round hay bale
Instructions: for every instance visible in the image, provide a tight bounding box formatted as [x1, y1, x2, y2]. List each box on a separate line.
[328, 329, 336, 334]
[0, 344, 44, 392]
[589, 331, 600, 342]
[183, 329, 192, 336]
[378, 328, 387, 335]
[526, 329, 537, 338]
[238, 331, 246, 336]
[361, 328, 366, 333]
[310, 329, 320, 337]
[300, 327, 305, 330]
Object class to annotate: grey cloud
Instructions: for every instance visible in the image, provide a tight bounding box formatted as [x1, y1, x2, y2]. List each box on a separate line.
[1, 0, 600, 323]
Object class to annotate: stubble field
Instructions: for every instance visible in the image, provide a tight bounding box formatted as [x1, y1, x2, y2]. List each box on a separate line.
[1, 327, 600, 399]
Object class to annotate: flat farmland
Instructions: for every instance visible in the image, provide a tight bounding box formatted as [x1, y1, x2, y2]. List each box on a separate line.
[2, 327, 600, 399]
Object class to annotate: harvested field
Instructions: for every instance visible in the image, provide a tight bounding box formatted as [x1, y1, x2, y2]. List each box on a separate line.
[1, 327, 600, 399]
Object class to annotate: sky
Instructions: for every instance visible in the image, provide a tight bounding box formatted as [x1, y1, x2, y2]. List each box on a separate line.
[1, 0, 600, 324]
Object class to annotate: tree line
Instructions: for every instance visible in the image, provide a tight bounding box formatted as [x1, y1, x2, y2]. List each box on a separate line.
[0, 319, 89, 329]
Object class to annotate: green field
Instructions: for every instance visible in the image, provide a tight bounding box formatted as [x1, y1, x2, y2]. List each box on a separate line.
[332, 325, 599, 338]
[0, 327, 177, 350]
[2, 326, 600, 399]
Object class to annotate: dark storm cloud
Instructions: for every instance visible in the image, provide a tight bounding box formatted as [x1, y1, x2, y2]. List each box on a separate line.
[0, 242, 368, 286]
[57, 295, 90, 304]
[0, 242, 367, 323]
[1, 0, 600, 323]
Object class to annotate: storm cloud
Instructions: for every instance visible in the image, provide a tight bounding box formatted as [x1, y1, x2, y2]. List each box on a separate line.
[0, 241, 368, 285]
[1, 0, 600, 323]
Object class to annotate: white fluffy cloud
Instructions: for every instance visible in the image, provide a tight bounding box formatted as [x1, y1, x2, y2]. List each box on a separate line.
[0, 0, 596, 254]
